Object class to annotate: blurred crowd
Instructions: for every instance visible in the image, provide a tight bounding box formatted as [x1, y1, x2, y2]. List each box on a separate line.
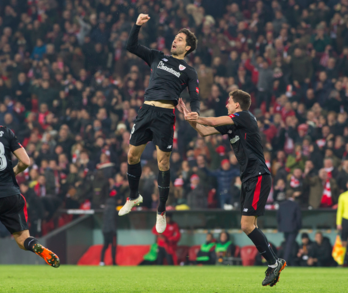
[195, 231, 337, 267]
[1, 0, 348, 235]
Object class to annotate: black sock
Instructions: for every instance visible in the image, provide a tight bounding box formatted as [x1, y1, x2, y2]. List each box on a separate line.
[127, 162, 142, 199]
[24, 236, 40, 253]
[258, 228, 279, 262]
[157, 170, 170, 213]
[247, 228, 277, 265]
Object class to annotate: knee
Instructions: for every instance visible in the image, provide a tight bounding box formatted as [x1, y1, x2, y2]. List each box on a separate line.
[158, 156, 170, 171]
[240, 221, 255, 235]
[128, 150, 140, 165]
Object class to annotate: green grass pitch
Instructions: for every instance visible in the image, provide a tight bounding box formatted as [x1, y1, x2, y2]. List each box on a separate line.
[0, 265, 346, 292]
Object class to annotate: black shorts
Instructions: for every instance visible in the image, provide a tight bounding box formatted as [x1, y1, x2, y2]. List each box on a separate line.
[129, 104, 175, 152]
[241, 174, 272, 217]
[0, 194, 28, 234]
[341, 218, 348, 242]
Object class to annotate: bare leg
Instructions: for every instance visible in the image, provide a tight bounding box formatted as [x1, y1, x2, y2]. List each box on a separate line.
[241, 215, 277, 265]
[12, 229, 30, 250]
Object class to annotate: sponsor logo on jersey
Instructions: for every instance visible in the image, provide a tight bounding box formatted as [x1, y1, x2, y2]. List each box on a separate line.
[167, 145, 172, 149]
[243, 208, 248, 212]
[228, 130, 232, 134]
[196, 87, 199, 93]
[0, 131, 3, 137]
[162, 58, 168, 62]
[179, 65, 186, 71]
[157, 61, 181, 77]
[230, 135, 240, 144]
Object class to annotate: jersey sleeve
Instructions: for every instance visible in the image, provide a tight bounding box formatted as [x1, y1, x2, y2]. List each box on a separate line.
[214, 125, 231, 135]
[187, 69, 200, 114]
[229, 112, 253, 129]
[126, 25, 162, 67]
[8, 128, 22, 152]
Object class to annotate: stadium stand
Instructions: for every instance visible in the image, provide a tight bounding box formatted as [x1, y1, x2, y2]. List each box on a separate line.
[0, 0, 347, 243]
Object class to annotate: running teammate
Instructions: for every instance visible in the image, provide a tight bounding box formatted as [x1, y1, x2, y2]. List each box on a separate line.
[118, 14, 200, 233]
[0, 125, 60, 267]
[178, 90, 285, 286]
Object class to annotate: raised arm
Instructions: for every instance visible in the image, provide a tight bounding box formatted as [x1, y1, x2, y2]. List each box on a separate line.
[126, 14, 158, 66]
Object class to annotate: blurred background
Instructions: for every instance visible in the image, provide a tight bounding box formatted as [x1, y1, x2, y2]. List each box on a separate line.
[0, 0, 347, 267]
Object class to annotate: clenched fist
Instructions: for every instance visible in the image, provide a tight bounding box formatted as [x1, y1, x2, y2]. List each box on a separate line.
[136, 14, 150, 26]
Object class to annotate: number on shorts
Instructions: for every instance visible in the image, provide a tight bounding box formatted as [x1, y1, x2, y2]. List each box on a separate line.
[130, 124, 136, 140]
[0, 142, 7, 171]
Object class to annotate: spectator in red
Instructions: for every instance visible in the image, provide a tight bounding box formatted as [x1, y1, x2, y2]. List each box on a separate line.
[152, 213, 181, 265]
[306, 169, 339, 209]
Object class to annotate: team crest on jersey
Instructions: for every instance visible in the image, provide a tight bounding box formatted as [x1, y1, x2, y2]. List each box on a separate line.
[0, 131, 3, 137]
[179, 65, 186, 71]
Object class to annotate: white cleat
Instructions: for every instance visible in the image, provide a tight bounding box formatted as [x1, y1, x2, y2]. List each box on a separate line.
[156, 212, 167, 233]
[118, 195, 143, 216]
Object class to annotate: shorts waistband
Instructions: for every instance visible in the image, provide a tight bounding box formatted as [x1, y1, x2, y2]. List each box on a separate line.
[142, 103, 175, 113]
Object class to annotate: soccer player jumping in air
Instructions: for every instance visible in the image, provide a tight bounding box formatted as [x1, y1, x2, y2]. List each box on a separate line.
[178, 90, 286, 287]
[118, 14, 200, 233]
[0, 126, 60, 267]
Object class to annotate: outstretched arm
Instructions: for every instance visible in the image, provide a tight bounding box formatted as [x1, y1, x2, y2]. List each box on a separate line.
[190, 122, 220, 137]
[177, 99, 219, 137]
[187, 112, 234, 127]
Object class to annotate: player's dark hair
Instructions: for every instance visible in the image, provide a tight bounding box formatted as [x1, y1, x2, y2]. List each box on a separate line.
[229, 89, 251, 111]
[178, 28, 197, 56]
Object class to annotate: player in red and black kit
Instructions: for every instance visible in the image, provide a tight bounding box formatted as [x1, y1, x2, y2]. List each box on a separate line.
[118, 14, 200, 234]
[0, 126, 60, 267]
[179, 90, 286, 287]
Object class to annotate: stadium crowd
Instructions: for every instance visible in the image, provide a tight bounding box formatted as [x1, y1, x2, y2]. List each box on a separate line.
[1, 0, 348, 235]
[194, 231, 337, 267]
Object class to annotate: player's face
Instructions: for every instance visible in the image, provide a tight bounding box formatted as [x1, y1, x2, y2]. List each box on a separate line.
[171, 33, 189, 56]
[226, 96, 239, 115]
